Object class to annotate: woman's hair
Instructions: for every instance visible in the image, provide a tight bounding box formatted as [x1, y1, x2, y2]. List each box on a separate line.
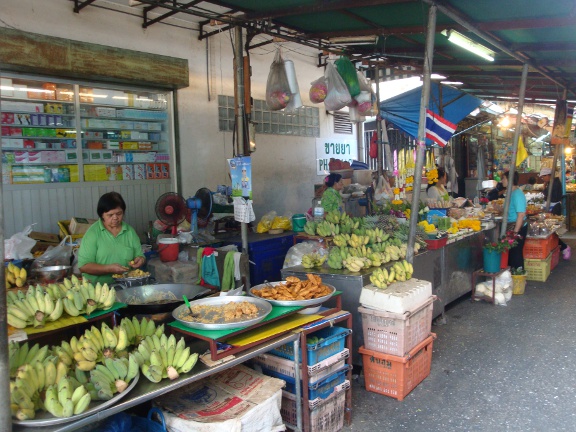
[325, 173, 342, 187]
[503, 170, 519, 186]
[528, 176, 536, 185]
[427, 167, 446, 192]
[97, 192, 126, 217]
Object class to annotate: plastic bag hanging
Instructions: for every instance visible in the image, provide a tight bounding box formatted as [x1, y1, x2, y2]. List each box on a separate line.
[324, 62, 352, 111]
[309, 76, 328, 103]
[265, 49, 292, 111]
[283, 59, 303, 112]
[335, 56, 361, 97]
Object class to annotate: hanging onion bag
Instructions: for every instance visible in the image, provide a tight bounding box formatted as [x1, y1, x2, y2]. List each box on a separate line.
[324, 62, 352, 111]
[266, 50, 292, 111]
[309, 76, 328, 103]
[335, 56, 361, 97]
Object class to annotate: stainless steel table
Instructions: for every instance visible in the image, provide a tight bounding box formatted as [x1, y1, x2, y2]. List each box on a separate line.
[14, 332, 303, 432]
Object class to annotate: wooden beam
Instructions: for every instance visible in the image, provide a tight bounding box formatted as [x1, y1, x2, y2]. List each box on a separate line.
[0, 27, 189, 89]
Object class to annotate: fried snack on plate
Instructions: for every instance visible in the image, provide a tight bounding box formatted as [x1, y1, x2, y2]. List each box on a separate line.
[251, 274, 331, 301]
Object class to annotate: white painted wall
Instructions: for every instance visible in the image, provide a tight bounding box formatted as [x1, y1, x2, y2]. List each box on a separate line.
[1, 0, 357, 222]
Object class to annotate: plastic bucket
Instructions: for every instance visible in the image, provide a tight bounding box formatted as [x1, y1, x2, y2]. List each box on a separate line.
[483, 249, 501, 273]
[512, 275, 526, 295]
[292, 214, 307, 232]
[158, 238, 179, 262]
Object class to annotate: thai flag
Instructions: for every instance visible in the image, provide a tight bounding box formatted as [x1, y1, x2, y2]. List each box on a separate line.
[425, 109, 457, 147]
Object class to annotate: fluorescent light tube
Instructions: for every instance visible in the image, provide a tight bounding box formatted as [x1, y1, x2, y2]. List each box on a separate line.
[442, 30, 495, 62]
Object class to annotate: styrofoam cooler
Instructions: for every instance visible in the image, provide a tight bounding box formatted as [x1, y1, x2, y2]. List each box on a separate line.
[359, 278, 432, 314]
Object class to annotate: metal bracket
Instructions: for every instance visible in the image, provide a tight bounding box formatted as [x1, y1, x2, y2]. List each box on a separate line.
[73, 0, 98, 13]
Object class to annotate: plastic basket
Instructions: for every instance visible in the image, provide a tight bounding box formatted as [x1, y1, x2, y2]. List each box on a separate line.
[358, 296, 434, 356]
[512, 274, 527, 295]
[525, 252, 552, 282]
[550, 246, 560, 271]
[424, 237, 447, 250]
[359, 333, 435, 401]
[281, 382, 347, 432]
[523, 234, 559, 259]
[270, 326, 351, 365]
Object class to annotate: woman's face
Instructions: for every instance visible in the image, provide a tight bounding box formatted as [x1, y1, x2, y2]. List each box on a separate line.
[439, 172, 447, 185]
[334, 179, 344, 191]
[102, 207, 124, 230]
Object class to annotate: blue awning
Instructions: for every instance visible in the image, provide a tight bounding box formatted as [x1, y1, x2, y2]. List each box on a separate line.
[379, 82, 483, 145]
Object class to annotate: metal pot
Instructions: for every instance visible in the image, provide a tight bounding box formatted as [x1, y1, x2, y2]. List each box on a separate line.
[112, 274, 155, 289]
[114, 283, 213, 314]
[33, 265, 72, 284]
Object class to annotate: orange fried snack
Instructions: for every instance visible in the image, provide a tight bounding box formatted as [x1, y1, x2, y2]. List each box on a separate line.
[251, 274, 332, 301]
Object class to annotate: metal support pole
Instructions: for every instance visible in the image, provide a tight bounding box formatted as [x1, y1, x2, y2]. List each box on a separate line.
[234, 27, 250, 261]
[407, 4, 436, 263]
[545, 148, 560, 214]
[0, 91, 12, 432]
[501, 63, 529, 237]
[375, 65, 383, 177]
[561, 144, 566, 216]
[546, 91, 568, 215]
[293, 337, 302, 432]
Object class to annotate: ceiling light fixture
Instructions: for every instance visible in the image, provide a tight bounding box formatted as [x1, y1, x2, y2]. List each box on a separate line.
[441, 29, 495, 62]
[441, 81, 463, 86]
[329, 35, 378, 46]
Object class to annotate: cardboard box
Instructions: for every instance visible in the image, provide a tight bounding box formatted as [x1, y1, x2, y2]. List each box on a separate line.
[121, 164, 134, 180]
[65, 150, 78, 163]
[89, 151, 102, 162]
[69, 217, 97, 235]
[30, 231, 60, 243]
[87, 141, 104, 149]
[2, 112, 15, 124]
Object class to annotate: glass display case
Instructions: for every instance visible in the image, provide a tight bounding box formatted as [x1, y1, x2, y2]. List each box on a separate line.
[1, 75, 173, 185]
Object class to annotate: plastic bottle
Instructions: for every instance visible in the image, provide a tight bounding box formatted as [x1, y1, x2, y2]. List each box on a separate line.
[313, 200, 324, 222]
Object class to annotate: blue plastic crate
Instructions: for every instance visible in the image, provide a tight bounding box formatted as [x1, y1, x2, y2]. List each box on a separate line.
[260, 365, 348, 400]
[270, 326, 351, 365]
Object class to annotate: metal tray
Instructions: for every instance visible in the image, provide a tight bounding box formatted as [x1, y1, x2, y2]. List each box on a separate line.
[172, 295, 272, 330]
[13, 373, 139, 427]
[248, 281, 336, 307]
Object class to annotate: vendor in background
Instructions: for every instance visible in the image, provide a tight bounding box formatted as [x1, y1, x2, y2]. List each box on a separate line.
[487, 181, 506, 201]
[539, 167, 571, 259]
[78, 192, 145, 284]
[321, 173, 344, 213]
[521, 176, 537, 191]
[502, 171, 527, 268]
[426, 167, 451, 201]
[539, 167, 562, 215]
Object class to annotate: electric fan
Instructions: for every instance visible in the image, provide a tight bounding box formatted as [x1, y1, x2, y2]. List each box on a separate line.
[186, 187, 214, 235]
[155, 192, 187, 235]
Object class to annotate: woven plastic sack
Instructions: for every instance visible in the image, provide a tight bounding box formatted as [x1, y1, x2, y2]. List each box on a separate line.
[335, 56, 361, 97]
[266, 50, 291, 111]
[309, 76, 328, 103]
[324, 62, 352, 111]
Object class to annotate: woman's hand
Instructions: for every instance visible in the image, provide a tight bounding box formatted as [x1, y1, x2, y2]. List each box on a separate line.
[108, 263, 129, 274]
[129, 256, 145, 269]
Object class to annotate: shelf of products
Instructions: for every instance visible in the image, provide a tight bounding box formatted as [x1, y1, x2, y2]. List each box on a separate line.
[1, 76, 173, 184]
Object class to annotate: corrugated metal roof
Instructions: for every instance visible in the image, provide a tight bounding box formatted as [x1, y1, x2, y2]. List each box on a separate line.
[75, 0, 576, 102]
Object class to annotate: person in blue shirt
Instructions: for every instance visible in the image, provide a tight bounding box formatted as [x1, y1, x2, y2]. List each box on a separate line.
[502, 171, 527, 268]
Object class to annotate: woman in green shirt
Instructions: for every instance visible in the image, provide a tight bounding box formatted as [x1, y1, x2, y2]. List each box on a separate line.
[321, 173, 344, 213]
[78, 192, 145, 284]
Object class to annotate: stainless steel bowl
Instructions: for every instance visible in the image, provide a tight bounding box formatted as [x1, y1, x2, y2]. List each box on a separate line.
[33, 265, 72, 283]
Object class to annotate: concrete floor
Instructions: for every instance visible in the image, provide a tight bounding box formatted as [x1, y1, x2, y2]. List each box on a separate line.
[342, 238, 576, 432]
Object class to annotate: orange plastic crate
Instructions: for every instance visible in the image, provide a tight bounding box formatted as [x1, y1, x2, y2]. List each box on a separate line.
[359, 333, 435, 401]
[551, 246, 561, 271]
[523, 234, 559, 259]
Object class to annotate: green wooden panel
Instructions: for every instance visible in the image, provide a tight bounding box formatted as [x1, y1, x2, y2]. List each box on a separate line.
[0, 27, 188, 89]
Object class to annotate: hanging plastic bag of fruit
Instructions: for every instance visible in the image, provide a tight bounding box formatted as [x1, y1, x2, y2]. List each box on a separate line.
[348, 104, 366, 123]
[309, 76, 328, 103]
[335, 56, 361, 97]
[355, 71, 376, 115]
[266, 49, 292, 111]
[324, 62, 352, 111]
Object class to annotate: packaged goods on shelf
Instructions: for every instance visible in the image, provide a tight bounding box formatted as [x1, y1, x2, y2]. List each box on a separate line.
[0, 78, 13, 96]
[44, 103, 64, 114]
[1, 112, 15, 124]
[134, 164, 146, 179]
[89, 151, 102, 162]
[121, 141, 139, 150]
[62, 164, 79, 182]
[84, 164, 108, 181]
[121, 164, 134, 180]
[2, 101, 44, 113]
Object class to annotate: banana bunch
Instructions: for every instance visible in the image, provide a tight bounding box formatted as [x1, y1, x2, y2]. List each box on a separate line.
[332, 233, 350, 248]
[120, 316, 162, 346]
[7, 285, 64, 329]
[390, 260, 413, 282]
[365, 227, 390, 245]
[58, 278, 117, 317]
[6, 262, 26, 288]
[135, 334, 199, 383]
[370, 267, 391, 289]
[369, 252, 382, 268]
[301, 253, 327, 269]
[9, 341, 50, 377]
[327, 247, 343, 270]
[9, 352, 70, 420]
[385, 244, 403, 262]
[316, 221, 339, 237]
[343, 256, 365, 273]
[303, 221, 317, 236]
[347, 233, 370, 248]
[43, 376, 92, 418]
[324, 210, 341, 224]
[84, 356, 138, 401]
[352, 226, 366, 237]
[336, 213, 354, 234]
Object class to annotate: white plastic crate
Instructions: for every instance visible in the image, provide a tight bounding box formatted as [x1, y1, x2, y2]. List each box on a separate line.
[359, 278, 432, 313]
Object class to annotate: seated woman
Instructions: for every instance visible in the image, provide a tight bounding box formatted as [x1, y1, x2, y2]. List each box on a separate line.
[321, 173, 344, 213]
[427, 167, 451, 203]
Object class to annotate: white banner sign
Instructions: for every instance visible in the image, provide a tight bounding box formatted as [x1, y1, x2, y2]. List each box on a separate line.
[316, 138, 357, 175]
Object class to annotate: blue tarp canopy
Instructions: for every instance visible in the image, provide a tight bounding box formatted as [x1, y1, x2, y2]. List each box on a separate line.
[379, 82, 483, 145]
